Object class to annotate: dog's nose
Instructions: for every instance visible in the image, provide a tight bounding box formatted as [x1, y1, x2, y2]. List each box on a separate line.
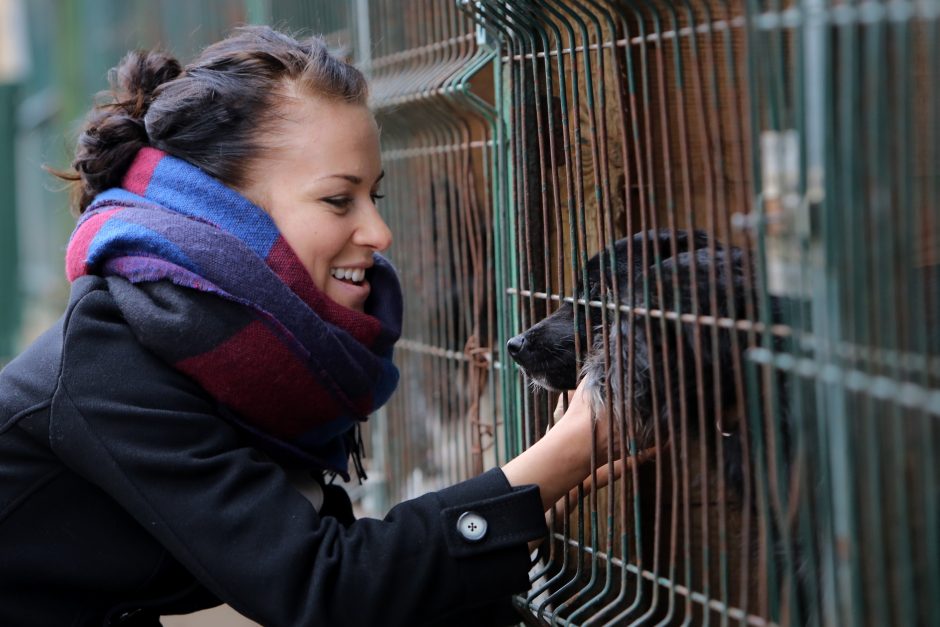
[506, 335, 525, 357]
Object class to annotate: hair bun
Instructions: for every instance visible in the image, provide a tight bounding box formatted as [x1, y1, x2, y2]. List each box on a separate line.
[112, 49, 182, 118]
[63, 50, 182, 213]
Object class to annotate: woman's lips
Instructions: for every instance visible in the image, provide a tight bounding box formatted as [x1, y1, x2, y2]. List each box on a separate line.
[330, 275, 371, 306]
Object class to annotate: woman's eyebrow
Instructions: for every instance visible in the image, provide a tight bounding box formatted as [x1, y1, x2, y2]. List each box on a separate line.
[321, 171, 386, 185]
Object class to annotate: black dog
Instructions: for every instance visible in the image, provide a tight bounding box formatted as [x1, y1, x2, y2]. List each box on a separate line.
[507, 228, 788, 494]
[507, 229, 812, 622]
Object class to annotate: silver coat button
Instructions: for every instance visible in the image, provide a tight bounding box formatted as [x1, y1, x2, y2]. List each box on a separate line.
[456, 511, 488, 542]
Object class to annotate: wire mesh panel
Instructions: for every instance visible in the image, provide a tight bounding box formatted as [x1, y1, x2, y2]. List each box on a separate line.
[466, 1, 771, 624]
[745, 0, 940, 625]
[250, 1, 938, 624]
[461, 0, 938, 625]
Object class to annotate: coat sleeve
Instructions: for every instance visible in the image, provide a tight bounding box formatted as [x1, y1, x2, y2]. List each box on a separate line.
[50, 286, 546, 627]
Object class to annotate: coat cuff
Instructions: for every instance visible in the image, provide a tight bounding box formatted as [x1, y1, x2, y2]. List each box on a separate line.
[439, 486, 545, 558]
[433, 468, 547, 600]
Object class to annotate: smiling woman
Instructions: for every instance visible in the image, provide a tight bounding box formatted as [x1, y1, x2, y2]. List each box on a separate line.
[0, 25, 604, 627]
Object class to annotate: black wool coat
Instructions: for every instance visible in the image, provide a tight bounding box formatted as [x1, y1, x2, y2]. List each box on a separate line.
[0, 276, 546, 626]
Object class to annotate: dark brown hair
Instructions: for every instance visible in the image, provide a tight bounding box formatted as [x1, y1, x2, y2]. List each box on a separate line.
[56, 26, 368, 214]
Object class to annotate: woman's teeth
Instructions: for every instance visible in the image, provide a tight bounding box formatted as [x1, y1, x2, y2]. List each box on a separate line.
[331, 267, 366, 283]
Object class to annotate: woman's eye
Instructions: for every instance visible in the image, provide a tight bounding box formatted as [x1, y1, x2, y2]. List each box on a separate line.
[323, 196, 353, 210]
[322, 193, 384, 211]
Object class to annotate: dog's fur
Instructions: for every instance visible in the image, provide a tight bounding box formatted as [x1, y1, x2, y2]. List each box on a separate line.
[508, 229, 776, 487]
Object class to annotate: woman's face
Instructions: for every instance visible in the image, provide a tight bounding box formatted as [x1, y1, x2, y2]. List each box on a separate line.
[240, 94, 391, 312]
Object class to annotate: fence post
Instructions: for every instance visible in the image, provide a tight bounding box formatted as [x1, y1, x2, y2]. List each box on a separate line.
[0, 83, 19, 362]
[243, 0, 271, 25]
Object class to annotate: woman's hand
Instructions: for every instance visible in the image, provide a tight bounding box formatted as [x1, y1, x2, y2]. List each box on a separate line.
[551, 383, 619, 463]
[501, 377, 602, 512]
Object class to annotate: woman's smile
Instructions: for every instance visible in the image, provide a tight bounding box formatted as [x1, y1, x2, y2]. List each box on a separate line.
[329, 264, 372, 306]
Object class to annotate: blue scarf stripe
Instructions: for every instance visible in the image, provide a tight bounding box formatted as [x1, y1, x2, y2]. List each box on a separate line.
[373, 360, 400, 409]
[87, 218, 196, 274]
[145, 156, 282, 260]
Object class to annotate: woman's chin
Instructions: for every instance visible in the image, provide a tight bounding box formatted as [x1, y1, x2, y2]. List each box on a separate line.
[326, 276, 371, 312]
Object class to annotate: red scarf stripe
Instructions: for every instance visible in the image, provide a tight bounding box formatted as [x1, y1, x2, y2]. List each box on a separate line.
[176, 319, 345, 439]
[265, 236, 382, 347]
[65, 208, 123, 281]
[122, 147, 163, 195]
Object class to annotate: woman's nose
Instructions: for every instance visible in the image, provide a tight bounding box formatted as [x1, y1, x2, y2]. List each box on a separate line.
[356, 203, 393, 252]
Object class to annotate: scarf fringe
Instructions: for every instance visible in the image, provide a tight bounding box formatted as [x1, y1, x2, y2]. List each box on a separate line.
[350, 423, 368, 484]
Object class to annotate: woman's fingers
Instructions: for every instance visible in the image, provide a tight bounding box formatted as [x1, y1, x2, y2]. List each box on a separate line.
[552, 392, 568, 423]
[552, 379, 613, 468]
[554, 378, 594, 427]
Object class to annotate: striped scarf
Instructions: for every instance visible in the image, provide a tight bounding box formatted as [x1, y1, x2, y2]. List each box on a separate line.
[65, 147, 402, 480]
